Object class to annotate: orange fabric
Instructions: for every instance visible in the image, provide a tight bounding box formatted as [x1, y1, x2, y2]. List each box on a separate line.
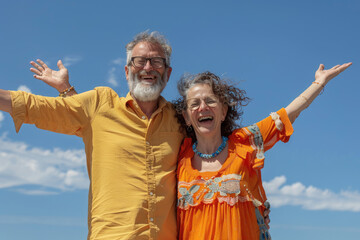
[177, 108, 293, 240]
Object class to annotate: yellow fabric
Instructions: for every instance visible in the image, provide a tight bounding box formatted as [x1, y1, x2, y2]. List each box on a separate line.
[177, 108, 293, 240]
[10, 87, 184, 240]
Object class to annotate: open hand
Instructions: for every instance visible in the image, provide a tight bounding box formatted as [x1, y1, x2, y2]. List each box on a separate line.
[30, 59, 70, 92]
[315, 62, 352, 85]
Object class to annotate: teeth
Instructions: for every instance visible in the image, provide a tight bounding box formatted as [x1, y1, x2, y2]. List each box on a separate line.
[198, 116, 213, 122]
[141, 76, 155, 80]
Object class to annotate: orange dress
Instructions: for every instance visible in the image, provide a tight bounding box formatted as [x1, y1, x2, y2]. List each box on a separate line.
[177, 108, 293, 240]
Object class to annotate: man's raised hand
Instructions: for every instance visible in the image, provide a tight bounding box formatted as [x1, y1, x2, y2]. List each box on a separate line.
[30, 59, 71, 92]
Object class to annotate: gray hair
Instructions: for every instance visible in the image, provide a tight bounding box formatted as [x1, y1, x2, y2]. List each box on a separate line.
[125, 31, 172, 67]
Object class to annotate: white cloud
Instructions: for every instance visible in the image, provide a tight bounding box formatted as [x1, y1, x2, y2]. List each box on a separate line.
[0, 112, 4, 123]
[0, 215, 85, 226]
[0, 135, 88, 194]
[271, 224, 360, 233]
[105, 57, 127, 87]
[112, 57, 126, 66]
[14, 188, 59, 195]
[17, 85, 32, 93]
[107, 67, 118, 87]
[264, 176, 360, 212]
[3, 132, 359, 211]
[62, 56, 82, 67]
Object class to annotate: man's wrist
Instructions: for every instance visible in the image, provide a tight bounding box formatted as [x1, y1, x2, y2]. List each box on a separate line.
[59, 86, 75, 97]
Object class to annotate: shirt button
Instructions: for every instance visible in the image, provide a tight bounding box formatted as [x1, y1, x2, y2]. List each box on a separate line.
[142, 116, 146, 120]
[150, 218, 154, 222]
[149, 192, 153, 196]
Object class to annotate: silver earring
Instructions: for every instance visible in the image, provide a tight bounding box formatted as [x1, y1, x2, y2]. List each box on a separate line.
[186, 125, 193, 132]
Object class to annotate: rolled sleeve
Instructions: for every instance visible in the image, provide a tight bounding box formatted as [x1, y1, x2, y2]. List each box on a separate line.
[9, 90, 96, 136]
[10, 91, 27, 133]
[275, 108, 294, 143]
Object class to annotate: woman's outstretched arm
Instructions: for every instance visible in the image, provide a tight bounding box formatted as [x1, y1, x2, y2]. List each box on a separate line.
[285, 62, 352, 123]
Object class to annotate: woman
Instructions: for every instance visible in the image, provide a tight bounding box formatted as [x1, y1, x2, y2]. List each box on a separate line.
[173, 63, 351, 239]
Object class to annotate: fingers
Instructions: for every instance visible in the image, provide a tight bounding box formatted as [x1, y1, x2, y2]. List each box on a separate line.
[32, 74, 45, 81]
[30, 59, 48, 78]
[330, 62, 352, 76]
[317, 64, 325, 72]
[331, 64, 341, 70]
[337, 62, 352, 73]
[30, 62, 44, 80]
[316, 62, 352, 79]
[30, 69, 45, 81]
[30, 67, 42, 76]
[30, 59, 51, 80]
[36, 59, 49, 69]
[30, 60, 45, 72]
[57, 60, 66, 70]
[326, 62, 352, 72]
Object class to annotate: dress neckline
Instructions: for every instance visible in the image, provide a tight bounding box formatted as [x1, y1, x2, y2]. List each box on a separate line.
[184, 138, 237, 178]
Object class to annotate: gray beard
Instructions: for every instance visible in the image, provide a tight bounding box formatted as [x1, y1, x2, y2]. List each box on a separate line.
[128, 69, 167, 102]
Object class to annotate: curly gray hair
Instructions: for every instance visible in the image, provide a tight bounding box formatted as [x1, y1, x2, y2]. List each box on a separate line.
[125, 31, 172, 67]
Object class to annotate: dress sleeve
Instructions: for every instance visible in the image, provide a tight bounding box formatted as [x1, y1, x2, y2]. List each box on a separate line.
[257, 108, 293, 151]
[10, 89, 102, 136]
[240, 108, 294, 169]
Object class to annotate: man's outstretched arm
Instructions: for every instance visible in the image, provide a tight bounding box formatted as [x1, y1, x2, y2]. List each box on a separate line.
[30, 59, 77, 97]
[0, 58, 76, 114]
[0, 89, 12, 113]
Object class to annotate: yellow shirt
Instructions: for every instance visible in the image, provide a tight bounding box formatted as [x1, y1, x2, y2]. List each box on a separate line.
[10, 87, 184, 240]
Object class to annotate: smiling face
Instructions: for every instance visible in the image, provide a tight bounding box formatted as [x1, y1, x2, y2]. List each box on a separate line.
[182, 83, 228, 139]
[125, 41, 172, 101]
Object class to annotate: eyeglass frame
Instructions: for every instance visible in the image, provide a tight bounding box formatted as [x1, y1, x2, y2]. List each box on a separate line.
[186, 95, 221, 111]
[130, 56, 168, 69]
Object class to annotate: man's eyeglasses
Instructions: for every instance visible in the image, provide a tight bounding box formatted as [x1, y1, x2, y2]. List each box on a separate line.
[186, 96, 220, 110]
[131, 57, 167, 69]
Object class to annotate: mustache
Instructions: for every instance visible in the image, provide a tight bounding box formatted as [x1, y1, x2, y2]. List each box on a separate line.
[137, 70, 162, 78]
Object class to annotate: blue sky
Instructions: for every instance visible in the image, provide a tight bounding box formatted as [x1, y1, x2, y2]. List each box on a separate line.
[1, 0, 359, 239]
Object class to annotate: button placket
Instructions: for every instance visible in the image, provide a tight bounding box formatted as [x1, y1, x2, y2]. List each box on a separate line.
[145, 142, 156, 229]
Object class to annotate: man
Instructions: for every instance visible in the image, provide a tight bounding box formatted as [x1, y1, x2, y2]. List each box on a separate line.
[1, 31, 274, 239]
[1, 31, 184, 240]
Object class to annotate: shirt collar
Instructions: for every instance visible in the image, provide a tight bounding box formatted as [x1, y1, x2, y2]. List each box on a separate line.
[124, 92, 168, 112]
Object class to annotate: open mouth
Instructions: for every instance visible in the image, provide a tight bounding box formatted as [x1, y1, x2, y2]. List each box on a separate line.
[198, 116, 213, 123]
[140, 75, 157, 83]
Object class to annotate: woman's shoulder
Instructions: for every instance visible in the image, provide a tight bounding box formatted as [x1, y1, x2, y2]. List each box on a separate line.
[179, 138, 193, 159]
[229, 126, 255, 145]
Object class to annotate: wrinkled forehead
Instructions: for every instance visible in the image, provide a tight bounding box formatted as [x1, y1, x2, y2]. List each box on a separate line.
[186, 83, 216, 99]
[132, 41, 166, 57]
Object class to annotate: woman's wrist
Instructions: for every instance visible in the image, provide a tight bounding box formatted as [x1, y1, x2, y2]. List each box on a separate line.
[312, 77, 327, 87]
[312, 81, 325, 88]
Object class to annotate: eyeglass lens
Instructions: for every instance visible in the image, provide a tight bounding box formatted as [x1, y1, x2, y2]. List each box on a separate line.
[187, 96, 219, 110]
[132, 57, 165, 68]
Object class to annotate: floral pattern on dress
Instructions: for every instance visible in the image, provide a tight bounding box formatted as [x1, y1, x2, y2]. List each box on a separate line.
[178, 174, 252, 209]
[247, 124, 265, 160]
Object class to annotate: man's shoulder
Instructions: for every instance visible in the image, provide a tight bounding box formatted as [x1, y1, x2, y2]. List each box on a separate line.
[91, 87, 124, 100]
[93, 86, 117, 94]
[162, 101, 178, 116]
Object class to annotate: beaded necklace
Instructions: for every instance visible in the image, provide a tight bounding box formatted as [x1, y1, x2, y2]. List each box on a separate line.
[192, 136, 228, 159]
